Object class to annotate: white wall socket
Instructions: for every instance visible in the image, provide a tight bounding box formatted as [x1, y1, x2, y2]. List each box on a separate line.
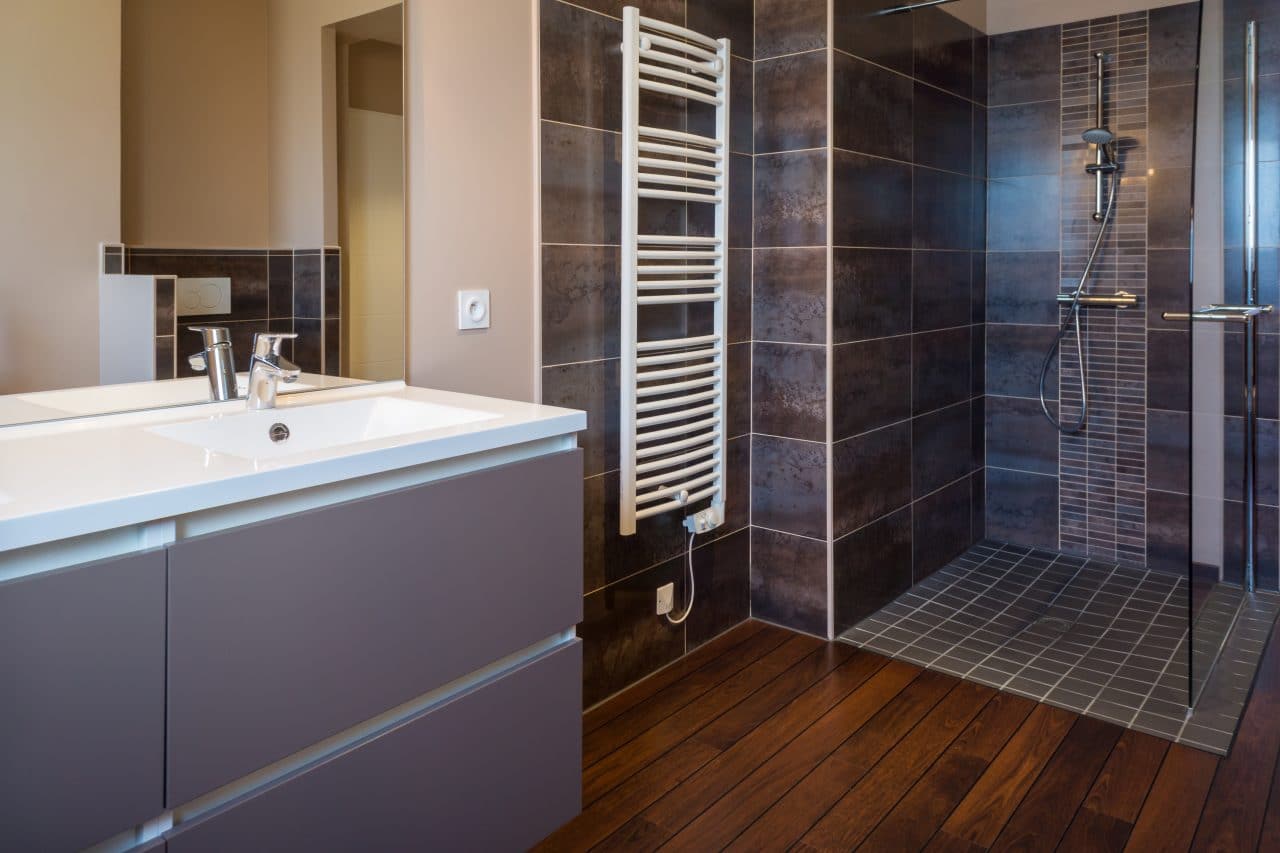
[457, 289, 490, 330]
[656, 582, 674, 616]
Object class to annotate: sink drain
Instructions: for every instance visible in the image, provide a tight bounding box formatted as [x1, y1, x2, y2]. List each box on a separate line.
[269, 422, 291, 443]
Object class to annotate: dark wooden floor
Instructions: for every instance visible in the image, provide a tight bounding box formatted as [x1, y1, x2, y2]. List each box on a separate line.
[535, 619, 1280, 852]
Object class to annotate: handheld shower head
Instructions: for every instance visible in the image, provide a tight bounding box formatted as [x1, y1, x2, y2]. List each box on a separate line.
[1082, 127, 1115, 146]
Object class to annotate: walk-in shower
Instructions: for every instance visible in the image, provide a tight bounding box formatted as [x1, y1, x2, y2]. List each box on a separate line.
[839, 0, 1280, 758]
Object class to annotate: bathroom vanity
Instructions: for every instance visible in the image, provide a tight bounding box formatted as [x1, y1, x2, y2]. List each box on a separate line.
[0, 382, 586, 852]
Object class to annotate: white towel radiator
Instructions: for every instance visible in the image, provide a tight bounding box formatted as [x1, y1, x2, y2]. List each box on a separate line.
[619, 8, 730, 537]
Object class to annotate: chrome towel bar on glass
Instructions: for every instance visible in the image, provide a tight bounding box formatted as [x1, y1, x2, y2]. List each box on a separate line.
[1160, 304, 1274, 323]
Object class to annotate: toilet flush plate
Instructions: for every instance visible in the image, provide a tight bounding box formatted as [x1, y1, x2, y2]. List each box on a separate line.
[176, 277, 232, 316]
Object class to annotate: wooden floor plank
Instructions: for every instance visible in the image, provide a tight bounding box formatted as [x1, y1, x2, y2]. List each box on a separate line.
[1057, 729, 1169, 852]
[540, 616, 1280, 853]
[936, 702, 1076, 848]
[657, 659, 922, 851]
[989, 715, 1123, 851]
[582, 633, 821, 805]
[536, 641, 857, 852]
[796, 680, 996, 851]
[599, 648, 890, 850]
[582, 620, 766, 735]
[1125, 744, 1220, 852]
[1192, 621, 1280, 852]
[858, 690, 1036, 852]
[582, 624, 789, 768]
[726, 670, 960, 851]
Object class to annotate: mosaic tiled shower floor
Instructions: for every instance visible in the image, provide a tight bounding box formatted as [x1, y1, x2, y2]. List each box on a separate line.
[841, 541, 1280, 755]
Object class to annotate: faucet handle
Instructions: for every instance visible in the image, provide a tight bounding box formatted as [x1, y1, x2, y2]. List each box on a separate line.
[252, 331, 299, 359]
[189, 326, 232, 347]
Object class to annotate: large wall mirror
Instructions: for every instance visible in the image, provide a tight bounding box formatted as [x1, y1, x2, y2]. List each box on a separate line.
[0, 0, 405, 427]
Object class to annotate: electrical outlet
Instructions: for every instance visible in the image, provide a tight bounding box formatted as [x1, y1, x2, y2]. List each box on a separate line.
[656, 582, 674, 616]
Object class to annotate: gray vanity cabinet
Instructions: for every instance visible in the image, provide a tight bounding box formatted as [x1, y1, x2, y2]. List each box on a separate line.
[165, 449, 584, 805]
[0, 550, 167, 852]
[164, 640, 581, 853]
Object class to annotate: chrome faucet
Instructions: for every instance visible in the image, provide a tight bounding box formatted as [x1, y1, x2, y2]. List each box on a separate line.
[188, 326, 238, 402]
[247, 332, 300, 410]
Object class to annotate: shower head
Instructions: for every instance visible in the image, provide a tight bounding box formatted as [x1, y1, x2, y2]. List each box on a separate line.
[1082, 127, 1115, 146]
[871, 0, 960, 16]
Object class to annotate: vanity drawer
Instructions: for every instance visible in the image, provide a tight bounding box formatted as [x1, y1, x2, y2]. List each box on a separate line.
[165, 449, 583, 805]
[0, 550, 167, 853]
[165, 639, 581, 853]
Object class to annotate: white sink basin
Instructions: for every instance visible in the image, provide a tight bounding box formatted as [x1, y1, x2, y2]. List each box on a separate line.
[147, 396, 499, 461]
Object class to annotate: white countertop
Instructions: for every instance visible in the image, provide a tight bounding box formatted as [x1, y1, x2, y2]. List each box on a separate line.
[0, 373, 362, 427]
[0, 381, 585, 553]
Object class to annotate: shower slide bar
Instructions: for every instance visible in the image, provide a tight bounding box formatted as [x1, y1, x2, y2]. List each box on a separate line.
[620, 8, 731, 536]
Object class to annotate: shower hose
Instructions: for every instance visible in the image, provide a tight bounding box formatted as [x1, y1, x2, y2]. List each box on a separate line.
[1039, 174, 1119, 434]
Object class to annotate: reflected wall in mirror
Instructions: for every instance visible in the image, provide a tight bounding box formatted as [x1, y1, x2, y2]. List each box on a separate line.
[0, 0, 405, 427]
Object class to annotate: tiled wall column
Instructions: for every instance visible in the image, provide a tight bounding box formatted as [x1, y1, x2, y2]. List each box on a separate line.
[750, 0, 829, 637]
[984, 22, 1065, 551]
[829, 0, 986, 636]
[537, 0, 755, 706]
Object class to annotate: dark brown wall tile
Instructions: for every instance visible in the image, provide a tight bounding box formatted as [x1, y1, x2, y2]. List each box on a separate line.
[987, 395, 1059, 476]
[913, 5, 974, 101]
[753, 342, 827, 441]
[293, 252, 322, 319]
[833, 150, 912, 248]
[913, 474, 974, 579]
[833, 248, 912, 343]
[755, 50, 828, 154]
[833, 421, 911, 538]
[689, 0, 754, 59]
[755, 149, 828, 247]
[833, 335, 911, 439]
[913, 326, 971, 414]
[542, 359, 620, 478]
[581, 558, 685, 707]
[912, 249, 971, 332]
[756, 0, 827, 60]
[541, 121, 622, 245]
[753, 247, 827, 344]
[834, 0, 912, 75]
[688, 529, 752, 648]
[833, 51, 913, 161]
[750, 527, 828, 636]
[912, 400, 972, 497]
[833, 506, 912, 634]
[913, 82, 972, 175]
[1149, 2, 1201, 89]
[986, 467, 1059, 549]
[752, 434, 828, 539]
[988, 25, 1061, 106]
[539, 0, 621, 131]
[988, 100, 1061, 178]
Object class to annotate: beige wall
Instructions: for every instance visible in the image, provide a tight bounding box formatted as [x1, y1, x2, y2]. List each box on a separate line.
[0, 1, 121, 393]
[122, 0, 270, 247]
[404, 0, 537, 402]
[986, 0, 1193, 34]
[267, 0, 392, 248]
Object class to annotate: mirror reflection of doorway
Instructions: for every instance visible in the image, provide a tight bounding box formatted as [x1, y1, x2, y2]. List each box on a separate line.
[330, 5, 404, 381]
